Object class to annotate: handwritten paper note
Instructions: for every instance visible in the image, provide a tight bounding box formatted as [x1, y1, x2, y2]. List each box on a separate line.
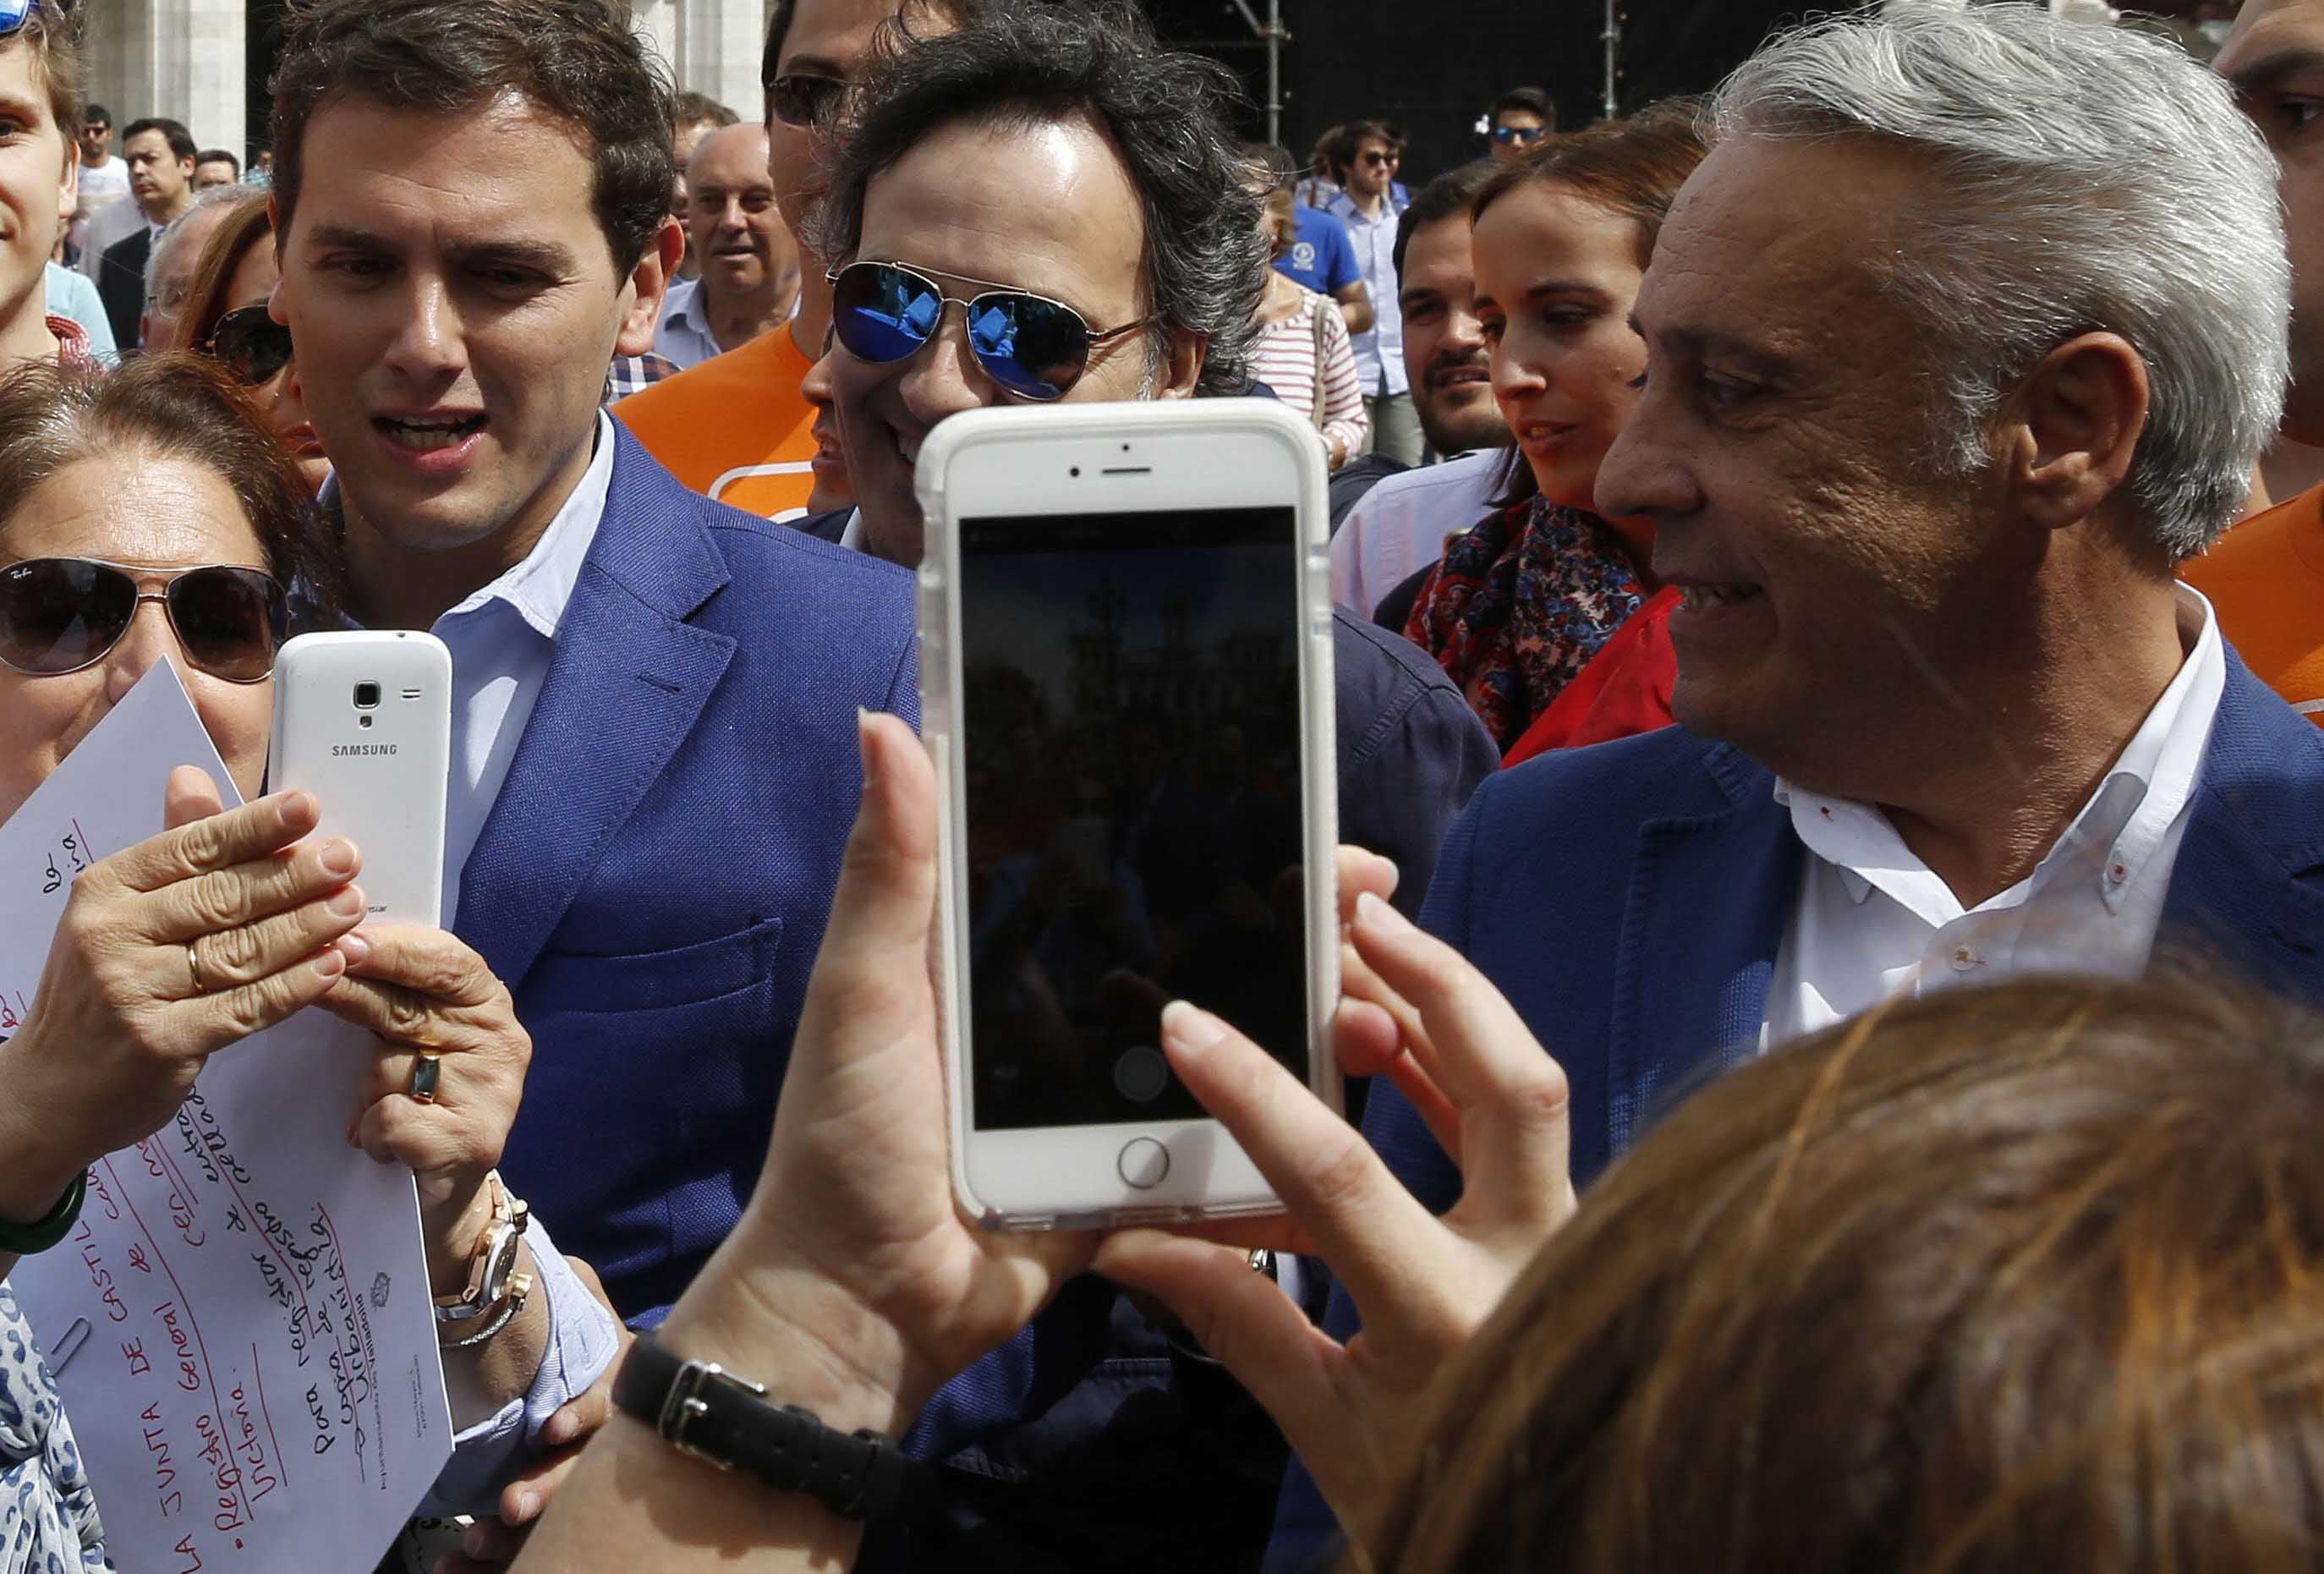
[2, 664, 452, 1571]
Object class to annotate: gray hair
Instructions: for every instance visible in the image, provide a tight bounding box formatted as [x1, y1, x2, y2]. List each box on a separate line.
[144, 184, 248, 309]
[1707, 2, 2289, 559]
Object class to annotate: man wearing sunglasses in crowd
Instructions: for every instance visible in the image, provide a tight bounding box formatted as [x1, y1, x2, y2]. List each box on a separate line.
[615, 0, 1006, 522]
[1322, 120, 1423, 466]
[1485, 85, 1554, 162]
[780, 8, 1495, 1565]
[255, 0, 920, 1495]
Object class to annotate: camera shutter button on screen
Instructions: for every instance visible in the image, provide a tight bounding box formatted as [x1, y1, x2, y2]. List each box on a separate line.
[1116, 1137, 1170, 1190]
[1113, 1045, 1170, 1103]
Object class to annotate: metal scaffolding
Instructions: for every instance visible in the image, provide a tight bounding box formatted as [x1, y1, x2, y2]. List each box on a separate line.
[1222, 0, 1288, 145]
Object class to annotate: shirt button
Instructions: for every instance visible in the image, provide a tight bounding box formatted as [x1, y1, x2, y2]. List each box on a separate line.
[2107, 862, 2128, 886]
[1949, 943, 1982, 972]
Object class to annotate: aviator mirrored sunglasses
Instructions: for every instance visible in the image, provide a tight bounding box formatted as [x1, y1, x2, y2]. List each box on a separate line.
[828, 260, 1149, 403]
[0, 558, 288, 683]
[200, 305, 294, 387]
[0, 0, 72, 39]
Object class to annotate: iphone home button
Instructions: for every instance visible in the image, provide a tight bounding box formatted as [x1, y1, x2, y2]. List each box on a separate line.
[1117, 1136, 1170, 1190]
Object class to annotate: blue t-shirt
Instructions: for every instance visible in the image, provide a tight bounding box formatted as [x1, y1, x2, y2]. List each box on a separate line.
[1274, 206, 1359, 296]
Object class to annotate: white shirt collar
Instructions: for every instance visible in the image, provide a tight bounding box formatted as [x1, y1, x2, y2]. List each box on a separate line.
[838, 507, 865, 553]
[1774, 583, 2225, 922]
[436, 411, 618, 641]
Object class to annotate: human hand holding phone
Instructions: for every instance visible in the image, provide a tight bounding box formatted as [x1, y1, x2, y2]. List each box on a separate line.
[1092, 875, 1579, 1537]
[652, 712, 1576, 1473]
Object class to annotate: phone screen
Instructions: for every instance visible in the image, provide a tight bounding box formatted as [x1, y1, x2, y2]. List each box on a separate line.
[958, 507, 1309, 1132]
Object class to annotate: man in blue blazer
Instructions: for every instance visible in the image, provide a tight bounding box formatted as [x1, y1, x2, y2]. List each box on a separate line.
[1273, 8, 2324, 1565]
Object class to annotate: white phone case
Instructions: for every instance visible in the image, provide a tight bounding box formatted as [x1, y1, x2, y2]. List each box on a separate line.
[267, 631, 453, 929]
[915, 401, 1339, 1231]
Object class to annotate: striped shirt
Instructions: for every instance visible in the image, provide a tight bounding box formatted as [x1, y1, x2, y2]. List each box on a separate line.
[1248, 288, 1368, 463]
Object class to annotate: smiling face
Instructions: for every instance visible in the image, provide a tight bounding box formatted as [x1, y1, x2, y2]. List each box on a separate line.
[0, 454, 276, 816]
[1473, 179, 1650, 518]
[274, 92, 662, 564]
[1400, 211, 1508, 456]
[0, 39, 70, 353]
[2218, 0, 2324, 442]
[828, 114, 1182, 567]
[688, 122, 792, 303]
[1594, 137, 2016, 785]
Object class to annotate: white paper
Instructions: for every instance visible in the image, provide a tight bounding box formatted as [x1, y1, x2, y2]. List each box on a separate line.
[3, 664, 453, 1572]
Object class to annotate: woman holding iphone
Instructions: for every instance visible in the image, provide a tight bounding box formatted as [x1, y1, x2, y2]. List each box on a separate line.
[0, 356, 616, 1563]
[1400, 107, 1707, 754]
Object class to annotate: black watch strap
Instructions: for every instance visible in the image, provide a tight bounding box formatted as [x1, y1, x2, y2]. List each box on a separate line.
[611, 1331, 933, 1522]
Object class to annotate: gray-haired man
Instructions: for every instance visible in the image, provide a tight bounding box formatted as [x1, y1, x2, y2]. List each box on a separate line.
[1274, 1, 2324, 1559]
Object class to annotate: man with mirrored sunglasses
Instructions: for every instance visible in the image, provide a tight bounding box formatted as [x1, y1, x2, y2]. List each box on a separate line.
[765, 8, 1496, 1571]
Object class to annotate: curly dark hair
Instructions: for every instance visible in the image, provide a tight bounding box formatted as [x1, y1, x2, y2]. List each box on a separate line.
[808, 0, 1267, 398]
[268, 0, 677, 276]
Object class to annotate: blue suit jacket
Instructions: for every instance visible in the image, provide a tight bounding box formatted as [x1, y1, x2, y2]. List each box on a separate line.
[452, 427, 918, 1324]
[1267, 650, 2324, 1566]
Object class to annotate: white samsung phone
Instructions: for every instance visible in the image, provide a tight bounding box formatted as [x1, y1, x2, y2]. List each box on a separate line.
[916, 400, 1339, 1230]
[267, 630, 453, 928]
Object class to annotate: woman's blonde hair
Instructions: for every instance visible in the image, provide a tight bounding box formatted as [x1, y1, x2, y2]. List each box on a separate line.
[1362, 975, 2324, 1574]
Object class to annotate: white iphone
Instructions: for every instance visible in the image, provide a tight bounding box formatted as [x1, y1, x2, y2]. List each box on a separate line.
[916, 401, 1339, 1230]
[267, 630, 454, 928]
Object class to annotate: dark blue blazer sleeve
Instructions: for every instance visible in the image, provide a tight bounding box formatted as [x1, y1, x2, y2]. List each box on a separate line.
[1332, 612, 1499, 919]
[1264, 782, 1487, 1569]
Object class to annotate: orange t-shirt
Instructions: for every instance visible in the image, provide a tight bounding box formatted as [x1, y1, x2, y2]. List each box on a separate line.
[612, 326, 819, 520]
[2186, 484, 2324, 727]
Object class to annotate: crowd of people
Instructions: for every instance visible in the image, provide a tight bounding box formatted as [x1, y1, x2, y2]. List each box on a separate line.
[0, 0, 2319, 1570]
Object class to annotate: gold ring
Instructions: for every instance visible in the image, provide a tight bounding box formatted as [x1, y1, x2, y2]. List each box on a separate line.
[185, 944, 207, 995]
[409, 1053, 442, 1105]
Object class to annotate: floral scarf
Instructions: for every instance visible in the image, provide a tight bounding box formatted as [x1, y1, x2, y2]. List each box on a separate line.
[1403, 494, 1647, 752]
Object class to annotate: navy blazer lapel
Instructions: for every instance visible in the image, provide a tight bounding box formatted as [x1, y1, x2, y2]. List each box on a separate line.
[2160, 653, 2324, 1002]
[1604, 743, 1800, 1154]
[456, 428, 738, 988]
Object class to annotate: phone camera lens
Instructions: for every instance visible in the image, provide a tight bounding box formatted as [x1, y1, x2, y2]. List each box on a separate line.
[1070, 466, 1082, 478]
[353, 682, 381, 710]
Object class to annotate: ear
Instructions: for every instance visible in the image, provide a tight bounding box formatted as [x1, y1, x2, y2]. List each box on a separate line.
[1151, 328, 1207, 402]
[615, 217, 684, 358]
[2002, 331, 2149, 532]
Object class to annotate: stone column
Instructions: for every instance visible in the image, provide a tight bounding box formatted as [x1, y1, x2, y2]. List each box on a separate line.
[633, 0, 764, 121]
[82, 0, 246, 156]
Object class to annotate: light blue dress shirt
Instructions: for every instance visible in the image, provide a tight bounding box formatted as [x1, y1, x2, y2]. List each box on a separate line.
[1325, 192, 1408, 397]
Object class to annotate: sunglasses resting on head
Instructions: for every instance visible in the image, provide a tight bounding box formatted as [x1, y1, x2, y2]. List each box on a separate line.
[828, 259, 1152, 403]
[0, 558, 289, 683]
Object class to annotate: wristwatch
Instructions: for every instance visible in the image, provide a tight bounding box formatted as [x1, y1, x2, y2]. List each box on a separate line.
[434, 1171, 532, 1346]
[610, 1332, 933, 1521]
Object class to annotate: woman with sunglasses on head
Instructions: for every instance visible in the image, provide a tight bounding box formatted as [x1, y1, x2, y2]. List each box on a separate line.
[171, 189, 330, 494]
[0, 356, 622, 1566]
[1398, 107, 1706, 760]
